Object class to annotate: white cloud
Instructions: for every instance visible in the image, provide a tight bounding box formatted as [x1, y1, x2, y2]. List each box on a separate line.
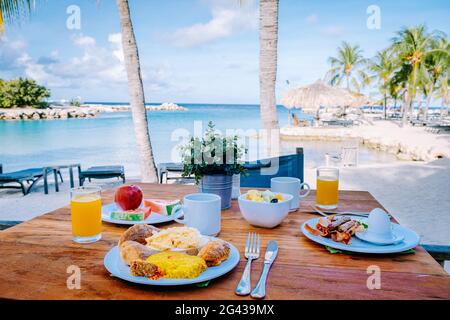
[108, 33, 124, 62]
[72, 34, 96, 46]
[16, 53, 71, 87]
[305, 14, 318, 25]
[1, 33, 180, 100]
[321, 25, 344, 36]
[170, 0, 257, 47]
[0, 36, 27, 70]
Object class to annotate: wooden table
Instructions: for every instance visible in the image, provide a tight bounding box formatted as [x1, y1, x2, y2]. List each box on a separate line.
[0, 184, 449, 300]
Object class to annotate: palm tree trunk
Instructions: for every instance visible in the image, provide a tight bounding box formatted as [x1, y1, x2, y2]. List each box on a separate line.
[259, 0, 279, 156]
[401, 95, 410, 127]
[424, 85, 433, 121]
[383, 94, 387, 120]
[116, 0, 157, 182]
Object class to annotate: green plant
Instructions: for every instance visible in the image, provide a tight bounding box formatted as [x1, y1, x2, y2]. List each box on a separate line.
[180, 122, 247, 183]
[326, 41, 370, 92]
[69, 97, 82, 107]
[0, 78, 50, 108]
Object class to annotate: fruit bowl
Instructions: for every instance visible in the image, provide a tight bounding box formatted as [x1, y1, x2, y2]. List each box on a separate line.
[238, 192, 293, 228]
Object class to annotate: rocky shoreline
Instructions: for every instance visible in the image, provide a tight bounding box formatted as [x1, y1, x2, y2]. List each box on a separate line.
[280, 122, 450, 162]
[0, 102, 188, 120]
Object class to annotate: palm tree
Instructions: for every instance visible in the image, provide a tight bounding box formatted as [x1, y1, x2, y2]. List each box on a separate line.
[369, 49, 397, 119]
[327, 41, 369, 92]
[391, 25, 447, 126]
[259, 0, 279, 155]
[0, 0, 33, 33]
[435, 72, 449, 121]
[421, 38, 449, 120]
[116, 0, 158, 182]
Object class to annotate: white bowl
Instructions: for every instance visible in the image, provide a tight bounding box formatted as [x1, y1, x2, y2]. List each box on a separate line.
[238, 192, 293, 228]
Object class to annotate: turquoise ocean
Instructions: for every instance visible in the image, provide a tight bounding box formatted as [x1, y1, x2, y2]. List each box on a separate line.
[0, 103, 397, 177]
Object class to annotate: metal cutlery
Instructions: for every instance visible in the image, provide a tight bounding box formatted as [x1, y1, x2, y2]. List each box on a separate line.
[235, 232, 260, 296]
[251, 240, 278, 299]
[311, 206, 392, 219]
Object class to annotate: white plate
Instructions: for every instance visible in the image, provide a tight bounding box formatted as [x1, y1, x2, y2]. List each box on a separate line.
[103, 238, 240, 286]
[301, 216, 420, 254]
[102, 203, 183, 225]
[355, 229, 405, 245]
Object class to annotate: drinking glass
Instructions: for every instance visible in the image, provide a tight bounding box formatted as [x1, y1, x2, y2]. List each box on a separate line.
[316, 167, 339, 210]
[70, 186, 102, 243]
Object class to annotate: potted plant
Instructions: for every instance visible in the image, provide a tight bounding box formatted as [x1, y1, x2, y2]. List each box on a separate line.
[180, 122, 246, 209]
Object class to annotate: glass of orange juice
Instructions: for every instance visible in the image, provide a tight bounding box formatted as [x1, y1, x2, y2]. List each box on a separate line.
[316, 167, 339, 210]
[70, 186, 102, 243]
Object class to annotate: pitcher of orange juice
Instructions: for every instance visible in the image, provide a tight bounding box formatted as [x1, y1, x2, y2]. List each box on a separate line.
[70, 186, 102, 243]
[316, 167, 339, 210]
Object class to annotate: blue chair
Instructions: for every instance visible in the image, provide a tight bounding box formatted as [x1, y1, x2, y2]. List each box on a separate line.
[240, 148, 304, 188]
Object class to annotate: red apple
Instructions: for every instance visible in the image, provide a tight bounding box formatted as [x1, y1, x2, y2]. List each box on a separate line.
[114, 185, 143, 211]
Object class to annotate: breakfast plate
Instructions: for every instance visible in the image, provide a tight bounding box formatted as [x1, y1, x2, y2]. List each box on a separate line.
[102, 203, 183, 225]
[355, 228, 405, 245]
[104, 237, 240, 286]
[301, 216, 420, 254]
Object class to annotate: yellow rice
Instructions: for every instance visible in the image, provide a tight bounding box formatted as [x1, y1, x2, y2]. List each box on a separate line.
[146, 252, 207, 279]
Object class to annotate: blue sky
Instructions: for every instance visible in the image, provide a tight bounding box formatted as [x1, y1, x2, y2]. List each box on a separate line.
[1, 0, 449, 104]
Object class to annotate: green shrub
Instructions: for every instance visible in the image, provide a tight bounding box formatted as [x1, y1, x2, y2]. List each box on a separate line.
[69, 97, 82, 107]
[0, 78, 51, 109]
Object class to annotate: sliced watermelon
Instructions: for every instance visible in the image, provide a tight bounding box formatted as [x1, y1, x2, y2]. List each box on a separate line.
[110, 207, 151, 221]
[143, 199, 180, 216]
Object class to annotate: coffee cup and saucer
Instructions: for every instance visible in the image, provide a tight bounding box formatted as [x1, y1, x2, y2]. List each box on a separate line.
[356, 208, 404, 245]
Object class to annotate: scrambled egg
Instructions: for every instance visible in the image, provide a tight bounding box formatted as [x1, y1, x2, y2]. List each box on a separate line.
[146, 226, 201, 250]
[146, 252, 207, 279]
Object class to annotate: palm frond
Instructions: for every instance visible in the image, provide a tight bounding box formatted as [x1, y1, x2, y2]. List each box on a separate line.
[0, 0, 34, 32]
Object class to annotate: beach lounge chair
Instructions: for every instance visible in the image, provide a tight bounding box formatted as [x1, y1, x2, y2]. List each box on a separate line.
[0, 167, 54, 195]
[421, 244, 450, 267]
[79, 165, 125, 186]
[240, 148, 304, 188]
[0, 220, 22, 230]
[158, 162, 193, 183]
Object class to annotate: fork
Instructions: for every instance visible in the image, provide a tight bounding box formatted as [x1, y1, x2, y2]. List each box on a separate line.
[235, 232, 260, 296]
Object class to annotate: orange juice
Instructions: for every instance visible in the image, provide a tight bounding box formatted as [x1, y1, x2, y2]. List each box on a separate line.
[316, 176, 339, 208]
[70, 194, 102, 238]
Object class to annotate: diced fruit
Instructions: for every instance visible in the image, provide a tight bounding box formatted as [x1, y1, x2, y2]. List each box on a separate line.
[246, 190, 284, 203]
[275, 194, 284, 201]
[143, 199, 180, 216]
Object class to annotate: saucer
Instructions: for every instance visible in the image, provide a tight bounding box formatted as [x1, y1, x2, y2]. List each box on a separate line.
[356, 228, 405, 245]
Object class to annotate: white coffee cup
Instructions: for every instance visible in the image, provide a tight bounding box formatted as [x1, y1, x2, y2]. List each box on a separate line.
[271, 177, 311, 211]
[174, 193, 221, 236]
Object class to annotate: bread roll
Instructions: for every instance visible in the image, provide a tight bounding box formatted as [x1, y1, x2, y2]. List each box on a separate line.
[119, 240, 157, 265]
[118, 224, 158, 246]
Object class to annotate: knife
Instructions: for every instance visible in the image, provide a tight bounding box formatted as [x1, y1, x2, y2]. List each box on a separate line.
[250, 240, 278, 299]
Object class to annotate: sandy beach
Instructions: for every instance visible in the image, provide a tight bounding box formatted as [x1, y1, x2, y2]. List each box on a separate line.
[281, 120, 450, 161]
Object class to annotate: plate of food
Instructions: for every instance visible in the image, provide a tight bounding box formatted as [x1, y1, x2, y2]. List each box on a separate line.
[102, 185, 183, 225]
[104, 224, 240, 286]
[301, 215, 420, 254]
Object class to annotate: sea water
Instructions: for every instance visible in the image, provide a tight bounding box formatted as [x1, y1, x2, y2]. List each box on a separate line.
[0, 104, 397, 177]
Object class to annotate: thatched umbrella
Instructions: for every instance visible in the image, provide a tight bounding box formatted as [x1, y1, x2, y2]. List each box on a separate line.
[280, 80, 374, 121]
